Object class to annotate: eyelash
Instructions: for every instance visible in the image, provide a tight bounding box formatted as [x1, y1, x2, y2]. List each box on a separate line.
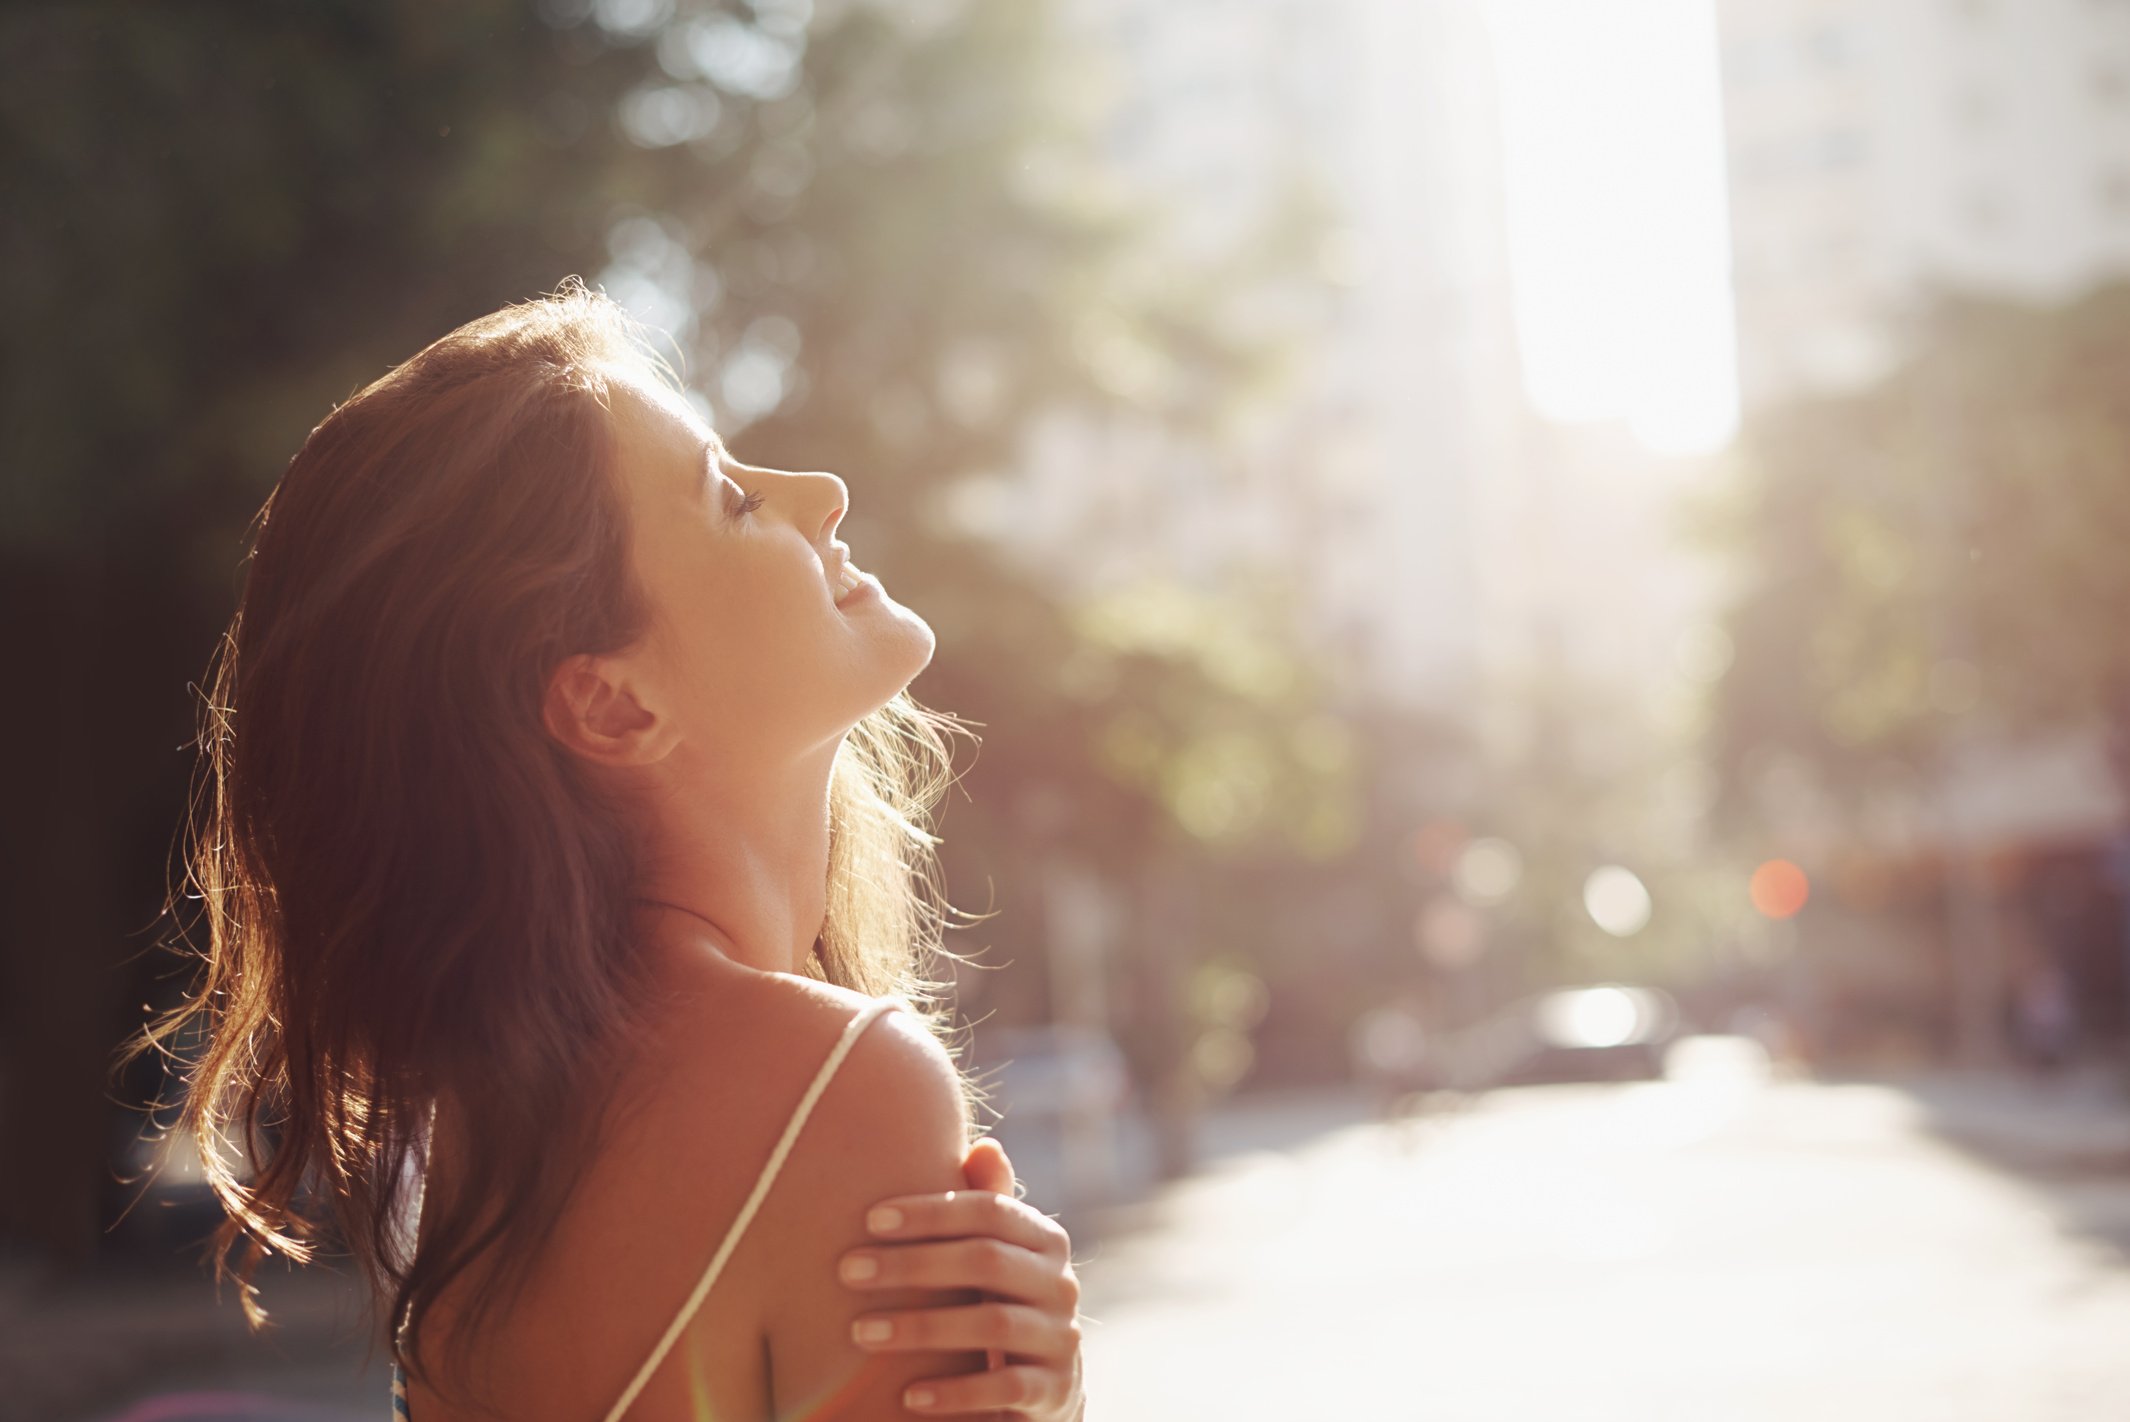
[723, 480, 765, 519]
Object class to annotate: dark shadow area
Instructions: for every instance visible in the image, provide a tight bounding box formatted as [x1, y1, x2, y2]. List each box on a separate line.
[0, 1247, 384, 1422]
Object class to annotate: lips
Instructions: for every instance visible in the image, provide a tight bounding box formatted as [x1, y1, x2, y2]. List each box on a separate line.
[836, 560, 866, 603]
[829, 544, 875, 607]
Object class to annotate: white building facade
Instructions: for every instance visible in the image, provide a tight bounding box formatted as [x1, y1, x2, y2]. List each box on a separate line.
[1718, 0, 2130, 407]
[990, 0, 1528, 714]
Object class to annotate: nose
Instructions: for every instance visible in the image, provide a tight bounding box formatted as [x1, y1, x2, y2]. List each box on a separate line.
[805, 471, 849, 545]
[737, 458, 847, 543]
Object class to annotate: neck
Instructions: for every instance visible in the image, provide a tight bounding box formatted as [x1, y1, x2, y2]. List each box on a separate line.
[626, 736, 840, 978]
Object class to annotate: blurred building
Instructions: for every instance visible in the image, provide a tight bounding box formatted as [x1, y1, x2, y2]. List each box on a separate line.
[1717, 0, 2130, 408]
[1002, 0, 1526, 714]
[1716, 0, 2130, 1063]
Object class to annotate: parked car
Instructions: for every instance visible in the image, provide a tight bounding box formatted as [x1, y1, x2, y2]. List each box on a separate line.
[1447, 984, 1681, 1090]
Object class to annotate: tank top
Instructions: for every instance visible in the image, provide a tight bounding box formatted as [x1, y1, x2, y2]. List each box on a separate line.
[391, 995, 908, 1420]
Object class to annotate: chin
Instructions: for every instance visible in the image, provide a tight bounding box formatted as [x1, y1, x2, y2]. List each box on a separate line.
[831, 618, 933, 730]
[906, 616, 938, 672]
[882, 599, 937, 676]
[885, 630, 936, 700]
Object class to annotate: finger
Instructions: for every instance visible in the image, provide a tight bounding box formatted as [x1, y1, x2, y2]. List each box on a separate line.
[850, 1301, 1079, 1361]
[952, 1138, 1023, 1380]
[902, 1363, 1068, 1416]
[840, 1236, 1080, 1311]
[962, 1136, 1016, 1196]
[867, 1186, 1070, 1257]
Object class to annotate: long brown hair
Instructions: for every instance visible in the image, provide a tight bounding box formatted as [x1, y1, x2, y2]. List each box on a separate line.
[135, 281, 963, 1383]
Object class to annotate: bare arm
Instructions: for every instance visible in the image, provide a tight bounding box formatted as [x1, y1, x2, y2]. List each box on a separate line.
[760, 1008, 996, 1421]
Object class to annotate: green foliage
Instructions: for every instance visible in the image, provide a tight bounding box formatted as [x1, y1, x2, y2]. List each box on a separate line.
[1070, 581, 1360, 856]
[1, 4, 1362, 1261]
[1711, 284, 2130, 812]
[3, 2, 645, 553]
[1, 0, 1335, 836]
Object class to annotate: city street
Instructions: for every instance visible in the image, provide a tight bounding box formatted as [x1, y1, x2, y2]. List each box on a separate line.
[1076, 1049, 2130, 1421]
[14, 1049, 2130, 1420]
[22, 6, 2130, 1422]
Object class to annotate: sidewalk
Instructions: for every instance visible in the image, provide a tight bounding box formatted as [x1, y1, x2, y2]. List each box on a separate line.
[1895, 1062, 2130, 1175]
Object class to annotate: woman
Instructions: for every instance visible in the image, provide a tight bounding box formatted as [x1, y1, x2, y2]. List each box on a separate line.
[151, 283, 1086, 1420]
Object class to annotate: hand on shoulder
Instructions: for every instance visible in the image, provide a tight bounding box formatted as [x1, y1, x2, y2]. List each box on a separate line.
[842, 1136, 1087, 1421]
[754, 992, 988, 1420]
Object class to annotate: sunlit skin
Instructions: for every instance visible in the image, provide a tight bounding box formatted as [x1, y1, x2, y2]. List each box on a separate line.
[520, 370, 1085, 1420]
[559, 373, 939, 972]
[846, 1138, 1086, 1420]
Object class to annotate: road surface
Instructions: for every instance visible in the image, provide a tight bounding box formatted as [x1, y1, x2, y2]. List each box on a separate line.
[1075, 1052, 2130, 1421]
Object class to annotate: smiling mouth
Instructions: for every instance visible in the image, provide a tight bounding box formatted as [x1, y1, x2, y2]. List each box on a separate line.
[835, 560, 877, 607]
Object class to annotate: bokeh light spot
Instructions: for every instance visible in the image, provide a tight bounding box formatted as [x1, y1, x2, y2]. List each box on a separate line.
[1537, 986, 1642, 1048]
[1452, 837, 1524, 906]
[1750, 859, 1811, 920]
[1583, 866, 1653, 937]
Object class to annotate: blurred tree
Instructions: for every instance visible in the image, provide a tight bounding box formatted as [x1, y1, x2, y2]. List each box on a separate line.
[1, 0, 1340, 1256]
[1711, 284, 2130, 816]
[3, 0, 665, 1264]
[1708, 285, 2130, 1062]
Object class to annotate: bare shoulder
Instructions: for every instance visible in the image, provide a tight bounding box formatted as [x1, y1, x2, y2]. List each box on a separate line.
[645, 963, 974, 1244]
[726, 976, 987, 1418]
[728, 972, 974, 1231]
[678, 969, 967, 1128]
[794, 981, 967, 1134]
[527, 967, 979, 1420]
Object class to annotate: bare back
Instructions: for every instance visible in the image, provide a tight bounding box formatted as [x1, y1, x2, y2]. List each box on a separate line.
[404, 956, 984, 1421]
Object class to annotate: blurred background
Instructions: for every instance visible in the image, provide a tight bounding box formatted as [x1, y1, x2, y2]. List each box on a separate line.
[9, 0, 2130, 1417]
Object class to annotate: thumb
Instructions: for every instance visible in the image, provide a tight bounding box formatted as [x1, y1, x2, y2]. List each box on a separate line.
[962, 1135, 1016, 1195]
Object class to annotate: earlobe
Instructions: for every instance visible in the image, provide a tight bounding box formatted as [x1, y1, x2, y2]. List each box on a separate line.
[542, 655, 675, 765]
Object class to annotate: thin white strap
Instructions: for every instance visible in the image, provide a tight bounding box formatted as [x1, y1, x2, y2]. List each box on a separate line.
[600, 996, 906, 1422]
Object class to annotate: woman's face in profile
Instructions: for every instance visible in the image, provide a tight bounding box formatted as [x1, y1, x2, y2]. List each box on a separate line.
[605, 368, 936, 761]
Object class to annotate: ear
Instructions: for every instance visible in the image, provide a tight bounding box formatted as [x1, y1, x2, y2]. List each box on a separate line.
[541, 653, 679, 766]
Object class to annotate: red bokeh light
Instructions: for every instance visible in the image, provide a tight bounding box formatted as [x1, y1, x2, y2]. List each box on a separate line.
[1410, 820, 1468, 875]
[1750, 859, 1811, 920]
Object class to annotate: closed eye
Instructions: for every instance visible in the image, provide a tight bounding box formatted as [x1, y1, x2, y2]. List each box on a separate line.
[710, 442, 765, 520]
[722, 479, 766, 519]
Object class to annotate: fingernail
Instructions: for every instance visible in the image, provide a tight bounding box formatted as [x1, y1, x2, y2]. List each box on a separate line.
[906, 1387, 937, 1408]
[852, 1317, 894, 1344]
[867, 1206, 904, 1234]
[839, 1254, 879, 1283]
